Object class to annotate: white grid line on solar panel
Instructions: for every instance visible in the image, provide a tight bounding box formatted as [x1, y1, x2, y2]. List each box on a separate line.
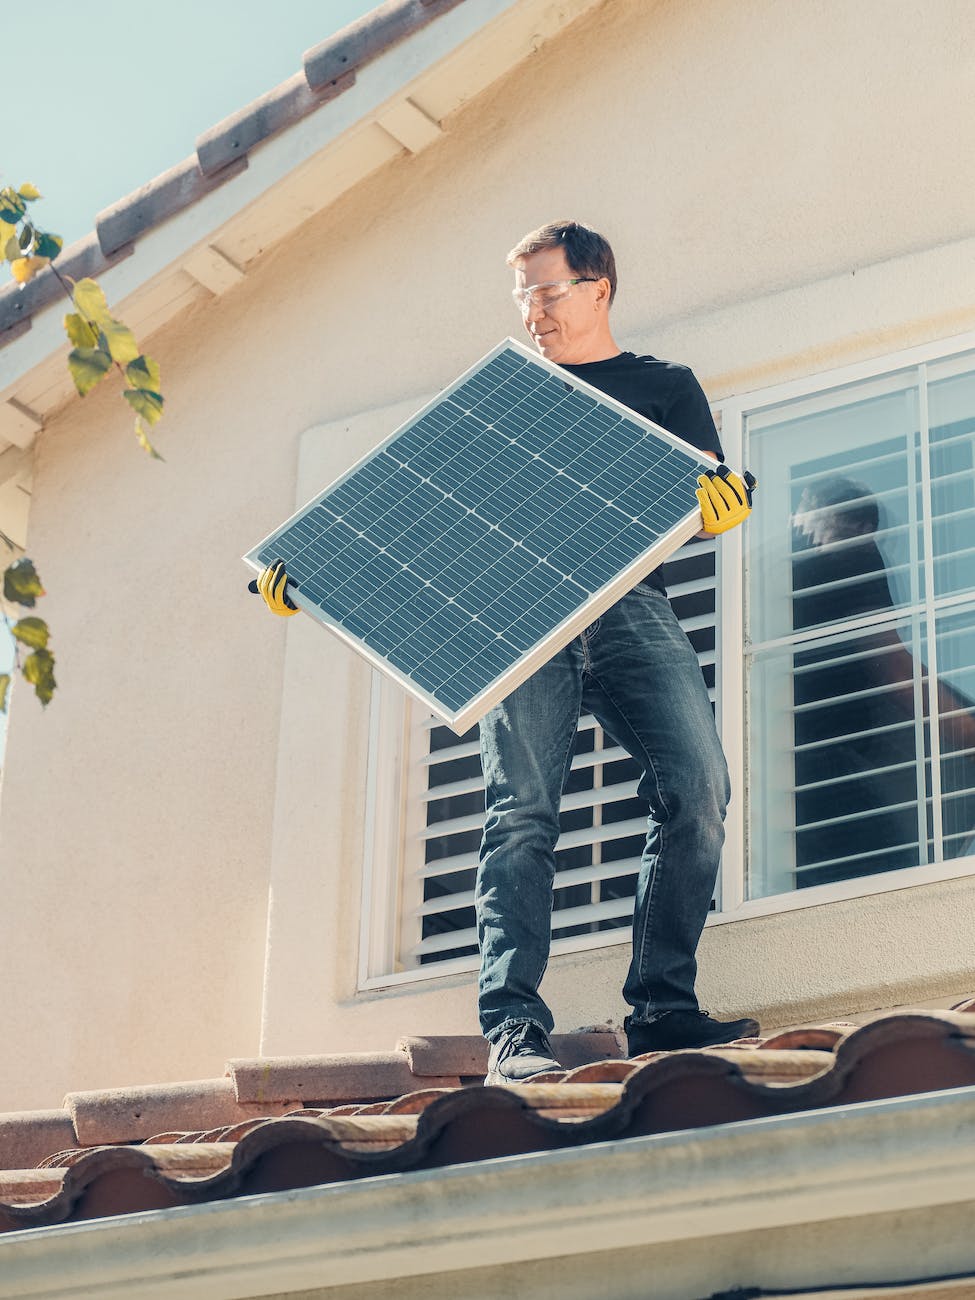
[256, 352, 702, 705]
[263, 381, 697, 605]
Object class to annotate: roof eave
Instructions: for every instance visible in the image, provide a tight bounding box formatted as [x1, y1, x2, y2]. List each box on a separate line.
[4, 1084, 975, 1298]
[0, 0, 602, 451]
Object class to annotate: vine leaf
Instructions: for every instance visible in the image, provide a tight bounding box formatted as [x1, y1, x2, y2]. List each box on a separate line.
[17, 183, 41, 201]
[123, 387, 164, 425]
[64, 312, 99, 348]
[0, 189, 25, 222]
[22, 648, 56, 707]
[68, 345, 113, 396]
[126, 355, 161, 390]
[11, 617, 49, 650]
[10, 256, 48, 284]
[101, 319, 140, 366]
[134, 415, 164, 460]
[0, 674, 9, 713]
[3, 558, 45, 607]
[72, 278, 113, 326]
[34, 232, 62, 260]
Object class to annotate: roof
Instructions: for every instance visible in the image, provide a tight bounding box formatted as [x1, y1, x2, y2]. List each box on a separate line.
[0, 0, 602, 480]
[0, 0, 465, 348]
[2, 1003, 974, 1235]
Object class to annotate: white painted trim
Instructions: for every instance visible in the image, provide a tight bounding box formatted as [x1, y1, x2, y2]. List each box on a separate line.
[3, 1086, 975, 1299]
[719, 328, 975, 419]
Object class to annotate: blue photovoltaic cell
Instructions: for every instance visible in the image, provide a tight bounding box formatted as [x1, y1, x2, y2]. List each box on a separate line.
[251, 342, 704, 717]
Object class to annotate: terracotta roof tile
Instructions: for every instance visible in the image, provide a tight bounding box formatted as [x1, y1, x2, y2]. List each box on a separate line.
[303, 0, 463, 91]
[227, 1051, 460, 1103]
[0, 1110, 77, 1170]
[2, 1011, 974, 1234]
[396, 1030, 622, 1075]
[63, 1078, 300, 1146]
[94, 155, 248, 258]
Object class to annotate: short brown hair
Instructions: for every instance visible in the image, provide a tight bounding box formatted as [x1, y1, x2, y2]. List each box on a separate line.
[506, 220, 617, 305]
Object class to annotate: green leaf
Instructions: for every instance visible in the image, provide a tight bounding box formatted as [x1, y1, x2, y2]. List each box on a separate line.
[72, 278, 113, 325]
[11, 616, 49, 650]
[101, 319, 140, 366]
[18, 222, 33, 251]
[134, 415, 164, 460]
[126, 354, 161, 391]
[63, 312, 99, 348]
[3, 557, 45, 607]
[0, 189, 25, 222]
[17, 183, 41, 201]
[0, 674, 9, 713]
[123, 387, 164, 425]
[3, 235, 20, 263]
[67, 345, 113, 396]
[34, 231, 62, 260]
[22, 647, 56, 707]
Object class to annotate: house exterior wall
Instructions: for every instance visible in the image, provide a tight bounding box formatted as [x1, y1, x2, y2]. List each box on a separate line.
[1, 0, 974, 1108]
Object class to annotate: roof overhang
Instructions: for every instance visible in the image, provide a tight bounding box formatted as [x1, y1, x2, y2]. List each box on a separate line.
[3, 1084, 975, 1299]
[0, 0, 603, 541]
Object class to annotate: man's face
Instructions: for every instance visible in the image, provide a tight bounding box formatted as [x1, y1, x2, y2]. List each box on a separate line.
[512, 246, 608, 366]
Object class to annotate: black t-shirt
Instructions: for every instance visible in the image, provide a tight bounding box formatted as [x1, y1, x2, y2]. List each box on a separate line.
[561, 351, 723, 592]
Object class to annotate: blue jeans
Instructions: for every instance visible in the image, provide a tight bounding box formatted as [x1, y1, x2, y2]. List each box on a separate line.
[476, 583, 730, 1040]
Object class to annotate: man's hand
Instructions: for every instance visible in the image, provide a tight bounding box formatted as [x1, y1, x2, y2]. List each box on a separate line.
[248, 559, 299, 616]
[696, 465, 757, 535]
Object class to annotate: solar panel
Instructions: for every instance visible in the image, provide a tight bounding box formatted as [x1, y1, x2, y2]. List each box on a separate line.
[244, 337, 717, 733]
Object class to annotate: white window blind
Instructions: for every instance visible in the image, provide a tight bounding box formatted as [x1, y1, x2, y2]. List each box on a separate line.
[400, 538, 720, 970]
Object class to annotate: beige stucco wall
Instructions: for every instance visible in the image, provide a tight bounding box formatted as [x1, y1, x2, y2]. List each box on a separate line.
[2, 0, 975, 1109]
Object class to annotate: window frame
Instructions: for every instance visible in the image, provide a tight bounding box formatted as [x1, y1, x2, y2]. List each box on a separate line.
[359, 327, 975, 991]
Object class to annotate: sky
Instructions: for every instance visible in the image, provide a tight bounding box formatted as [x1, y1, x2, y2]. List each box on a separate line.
[2, 0, 380, 247]
[0, 0, 379, 726]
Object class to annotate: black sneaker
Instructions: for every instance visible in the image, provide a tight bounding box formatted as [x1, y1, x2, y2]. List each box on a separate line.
[485, 1021, 562, 1085]
[625, 1010, 760, 1055]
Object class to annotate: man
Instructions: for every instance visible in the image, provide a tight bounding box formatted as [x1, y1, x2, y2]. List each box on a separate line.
[253, 220, 758, 1084]
[475, 221, 757, 1084]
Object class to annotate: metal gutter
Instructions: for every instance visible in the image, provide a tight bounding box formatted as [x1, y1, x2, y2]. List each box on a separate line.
[2, 1085, 975, 1300]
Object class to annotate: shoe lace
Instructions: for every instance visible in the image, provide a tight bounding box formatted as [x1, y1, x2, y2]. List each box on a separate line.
[500, 1022, 551, 1062]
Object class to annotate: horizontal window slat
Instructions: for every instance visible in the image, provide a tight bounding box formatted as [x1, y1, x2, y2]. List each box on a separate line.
[663, 574, 716, 599]
[423, 739, 481, 766]
[419, 778, 643, 840]
[795, 840, 921, 874]
[419, 815, 650, 879]
[417, 856, 644, 917]
[794, 757, 919, 794]
[792, 677, 926, 715]
[424, 744, 638, 802]
[798, 798, 920, 833]
[413, 896, 636, 957]
[794, 717, 916, 752]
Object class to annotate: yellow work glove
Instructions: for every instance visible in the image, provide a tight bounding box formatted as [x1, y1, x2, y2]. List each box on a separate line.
[696, 465, 757, 535]
[248, 559, 299, 616]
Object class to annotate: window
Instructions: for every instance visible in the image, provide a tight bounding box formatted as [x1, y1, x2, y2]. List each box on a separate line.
[743, 350, 975, 900]
[360, 539, 720, 983]
[360, 336, 975, 988]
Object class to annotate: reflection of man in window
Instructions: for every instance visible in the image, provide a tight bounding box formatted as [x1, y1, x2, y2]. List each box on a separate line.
[791, 477, 975, 887]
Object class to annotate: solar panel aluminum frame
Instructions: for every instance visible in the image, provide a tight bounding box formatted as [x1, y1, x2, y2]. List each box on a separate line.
[244, 336, 722, 735]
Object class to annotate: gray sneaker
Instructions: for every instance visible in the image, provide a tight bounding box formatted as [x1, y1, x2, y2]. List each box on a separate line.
[485, 1021, 562, 1085]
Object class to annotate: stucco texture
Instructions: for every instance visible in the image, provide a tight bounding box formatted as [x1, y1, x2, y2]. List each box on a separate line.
[1, 0, 975, 1107]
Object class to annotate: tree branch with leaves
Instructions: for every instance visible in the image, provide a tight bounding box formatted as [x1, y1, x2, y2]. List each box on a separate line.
[0, 179, 167, 712]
